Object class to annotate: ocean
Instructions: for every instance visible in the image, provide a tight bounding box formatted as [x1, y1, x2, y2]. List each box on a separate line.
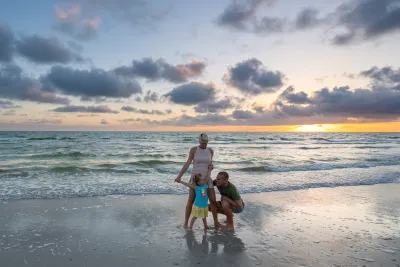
[0, 131, 399, 200]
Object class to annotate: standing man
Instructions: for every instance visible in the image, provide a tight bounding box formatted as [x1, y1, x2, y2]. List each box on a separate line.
[210, 171, 245, 230]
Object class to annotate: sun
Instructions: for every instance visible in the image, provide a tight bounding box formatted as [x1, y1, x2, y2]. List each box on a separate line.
[294, 124, 327, 132]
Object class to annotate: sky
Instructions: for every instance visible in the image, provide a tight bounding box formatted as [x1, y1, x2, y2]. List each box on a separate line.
[0, 0, 400, 132]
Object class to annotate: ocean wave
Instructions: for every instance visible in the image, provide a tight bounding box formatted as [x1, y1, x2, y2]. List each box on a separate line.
[298, 147, 322, 150]
[355, 146, 392, 149]
[235, 159, 400, 173]
[124, 160, 182, 167]
[310, 137, 332, 142]
[48, 166, 151, 174]
[59, 137, 76, 140]
[33, 151, 94, 159]
[280, 137, 305, 141]
[1, 171, 398, 200]
[28, 137, 58, 141]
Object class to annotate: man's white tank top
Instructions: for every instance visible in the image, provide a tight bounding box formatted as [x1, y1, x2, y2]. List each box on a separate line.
[191, 146, 212, 177]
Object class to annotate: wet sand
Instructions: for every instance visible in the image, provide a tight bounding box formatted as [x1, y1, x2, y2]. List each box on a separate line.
[1, 183, 399, 266]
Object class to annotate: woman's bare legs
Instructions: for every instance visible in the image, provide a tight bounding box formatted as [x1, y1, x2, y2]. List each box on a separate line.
[184, 188, 195, 228]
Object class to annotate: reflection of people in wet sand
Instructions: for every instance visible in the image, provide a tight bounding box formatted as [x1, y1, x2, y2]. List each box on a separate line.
[211, 171, 245, 230]
[185, 231, 209, 253]
[184, 231, 245, 255]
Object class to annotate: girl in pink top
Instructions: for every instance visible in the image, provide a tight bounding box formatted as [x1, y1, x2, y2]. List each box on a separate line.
[175, 133, 220, 228]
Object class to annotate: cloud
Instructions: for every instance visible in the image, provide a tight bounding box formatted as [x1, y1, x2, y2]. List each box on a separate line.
[360, 66, 400, 90]
[100, 119, 108, 125]
[253, 17, 286, 34]
[193, 97, 237, 113]
[0, 100, 21, 109]
[76, 114, 100, 117]
[216, 0, 276, 31]
[224, 58, 284, 95]
[279, 86, 311, 104]
[143, 90, 159, 103]
[15, 35, 84, 64]
[216, 0, 400, 45]
[274, 85, 400, 119]
[121, 106, 167, 115]
[231, 109, 256, 120]
[158, 113, 232, 126]
[52, 105, 119, 113]
[42, 66, 142, 98]
[0, 23, 14, 62]
[294, 8, 322, 30]
[24, 119, 63, 124]
[2, 110, 16, 116]
[80, 96, 107, 103]
[164, 82, 216, 105]
[54, 3, 100, 41]
[330, 0, 400, 45]
[114, 58, 206, 83]
[80, 0, 172, 27]
[0, 64, 70, 104]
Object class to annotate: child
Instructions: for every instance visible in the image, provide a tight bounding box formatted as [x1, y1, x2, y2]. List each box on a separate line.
[179, 174, 209, 230]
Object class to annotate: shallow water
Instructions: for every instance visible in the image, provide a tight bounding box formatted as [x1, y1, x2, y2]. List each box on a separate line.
[0, 131, 399, 200]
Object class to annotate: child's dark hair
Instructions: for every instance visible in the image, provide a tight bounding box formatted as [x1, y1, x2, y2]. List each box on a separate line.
[194, 174, 202, 185]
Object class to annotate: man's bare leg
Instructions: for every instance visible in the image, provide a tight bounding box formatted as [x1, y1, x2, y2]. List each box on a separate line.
[189, 216, 197, 229]
[207, 188, 221, 227]
[184, 189, 195, 228]
[221, 199, 234, 230]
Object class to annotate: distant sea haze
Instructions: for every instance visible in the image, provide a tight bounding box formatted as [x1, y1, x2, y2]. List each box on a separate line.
[0, 132, 399, 200]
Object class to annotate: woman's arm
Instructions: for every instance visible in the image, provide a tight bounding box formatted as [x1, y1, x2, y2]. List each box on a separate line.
[175, 147, 195, 182]
[179, 181, 196, 190]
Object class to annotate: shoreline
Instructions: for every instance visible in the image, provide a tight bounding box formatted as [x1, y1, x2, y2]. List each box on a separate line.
[1, 183, 399, 266]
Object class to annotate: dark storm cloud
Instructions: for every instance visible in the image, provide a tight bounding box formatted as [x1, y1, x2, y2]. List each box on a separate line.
[0, 64, 70, 104]
[15, 35, 84, 64]
[52, 105, 119, 113]
[0, 23, 14, 62]
[114, 58, 206, 83]
[42, 66, 142, 98]
[224, 58, 284, 95]
[164, 82, 216, 105]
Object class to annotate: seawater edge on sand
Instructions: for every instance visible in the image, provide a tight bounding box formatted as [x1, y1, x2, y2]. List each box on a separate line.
[0, 183, 399, 267]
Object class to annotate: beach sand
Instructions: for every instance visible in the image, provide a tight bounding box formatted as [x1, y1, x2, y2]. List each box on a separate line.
[1, 183, 399, 267]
